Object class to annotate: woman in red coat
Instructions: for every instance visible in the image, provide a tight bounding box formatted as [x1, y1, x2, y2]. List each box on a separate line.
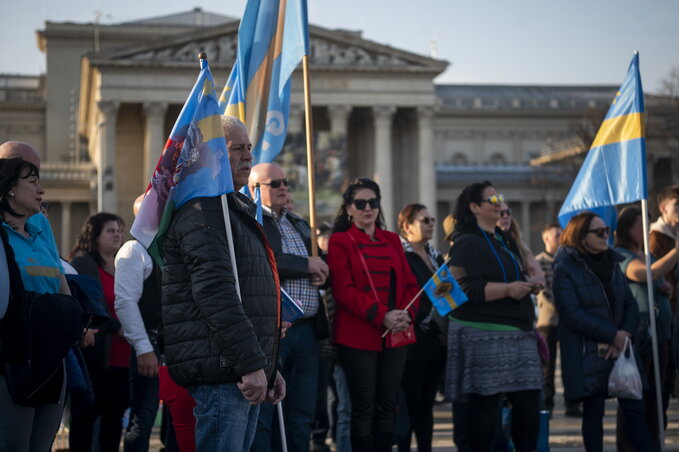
[327, 178, 420, 452]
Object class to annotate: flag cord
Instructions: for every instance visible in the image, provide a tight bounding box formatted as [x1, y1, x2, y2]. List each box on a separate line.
[641, 198, 666, 451]
[221, 194, 242, 301]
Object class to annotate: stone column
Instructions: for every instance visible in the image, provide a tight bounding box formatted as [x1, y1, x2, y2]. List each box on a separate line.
[417, 106, 437, 242]
[521, 200, 532, 246]
[60, 201, 72, 256]
[143, 102, 168, 181]
[288, 104, 304, 135]
[328, 105, 352, 135]
[373, 106, 396, 227]
[97, 101, 119, 212]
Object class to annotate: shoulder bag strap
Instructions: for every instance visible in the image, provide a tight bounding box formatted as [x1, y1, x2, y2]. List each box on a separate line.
[347, 233, 381, 303]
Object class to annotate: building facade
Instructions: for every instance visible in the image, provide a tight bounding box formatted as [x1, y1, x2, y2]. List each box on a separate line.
[2, 8, 677, 254]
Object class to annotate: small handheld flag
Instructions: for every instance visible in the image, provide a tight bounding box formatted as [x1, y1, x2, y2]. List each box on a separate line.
[281, 288, 304, 322]
[423, 262, 468, 316]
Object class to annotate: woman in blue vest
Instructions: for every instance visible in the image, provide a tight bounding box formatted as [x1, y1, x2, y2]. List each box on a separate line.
[0, 157, 73, 451]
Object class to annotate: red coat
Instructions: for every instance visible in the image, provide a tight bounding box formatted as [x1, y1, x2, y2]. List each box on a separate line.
[328, 225, 420, 351]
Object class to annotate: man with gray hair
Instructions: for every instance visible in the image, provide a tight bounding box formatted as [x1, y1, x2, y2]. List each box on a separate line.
[161, 116, 285, 450]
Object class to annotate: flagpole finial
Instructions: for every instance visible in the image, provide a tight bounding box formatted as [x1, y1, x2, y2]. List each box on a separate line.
[198, 52, 208, 61]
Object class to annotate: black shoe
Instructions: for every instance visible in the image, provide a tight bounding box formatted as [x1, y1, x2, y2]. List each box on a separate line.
[565, 405, 583, 418]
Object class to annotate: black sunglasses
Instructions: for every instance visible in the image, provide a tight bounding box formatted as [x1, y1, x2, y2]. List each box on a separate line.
[260, 178, 289, 189]
[352, 198, 380, 210]
[587, 226, 611, 238]
[417, 216, 436, 225]
[500, 208, 512, 217]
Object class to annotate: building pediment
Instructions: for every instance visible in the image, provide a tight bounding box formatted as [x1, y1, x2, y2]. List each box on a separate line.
[87, 23, 447, 74]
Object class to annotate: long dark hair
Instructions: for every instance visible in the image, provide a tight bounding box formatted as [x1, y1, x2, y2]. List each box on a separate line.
[615, 206, 642, 250]
[69, 212, 124, 266]
[0, 158, 40, 218]
[332, 178, 386, 233]
[453, 180, 493, 233]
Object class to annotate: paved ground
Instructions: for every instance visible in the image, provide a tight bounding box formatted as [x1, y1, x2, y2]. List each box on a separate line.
[52, 376, 679, 451]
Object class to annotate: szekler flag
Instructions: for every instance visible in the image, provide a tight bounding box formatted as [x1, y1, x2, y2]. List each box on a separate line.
[423, 262, 468, 316]
[131, 58, 233, 266]
[219, 0, 309, 164]
[558, 53, 646, 227]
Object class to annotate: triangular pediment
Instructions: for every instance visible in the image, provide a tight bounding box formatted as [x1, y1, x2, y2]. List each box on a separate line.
[88, 22, 447, 74]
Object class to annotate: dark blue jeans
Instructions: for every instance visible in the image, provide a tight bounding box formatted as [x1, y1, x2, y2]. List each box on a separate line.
[252, 319, 320, 452]
[582, 393, 653, 452]
[123, 345, 160, 452]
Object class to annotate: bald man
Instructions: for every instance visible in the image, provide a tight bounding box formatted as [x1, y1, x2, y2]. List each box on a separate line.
[161, 116, 284, 451]
[0, 141, 41, 168]
[249, 163, 329, 452]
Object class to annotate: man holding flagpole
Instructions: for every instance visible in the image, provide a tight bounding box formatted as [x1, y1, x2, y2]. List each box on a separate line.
[161, 116, 285, 451]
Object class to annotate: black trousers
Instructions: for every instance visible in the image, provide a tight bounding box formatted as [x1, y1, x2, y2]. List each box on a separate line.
[397, 353, 445, 452]
[69, 365, 130, 452]
[337, 344, 407, 452]
[466, 390, 540, 452]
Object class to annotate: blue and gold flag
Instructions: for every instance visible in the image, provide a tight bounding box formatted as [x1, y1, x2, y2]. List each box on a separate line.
[219, 0, 309, 164]
[423, 262, 468, 316]
[558, 53, 646, 225]
[131, 58, 232, 265]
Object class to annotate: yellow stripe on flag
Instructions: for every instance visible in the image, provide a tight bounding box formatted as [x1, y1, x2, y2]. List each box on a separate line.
[590, 112, 644, 148]
[196, 115, 224, 142]
[444, 293, 458, 309]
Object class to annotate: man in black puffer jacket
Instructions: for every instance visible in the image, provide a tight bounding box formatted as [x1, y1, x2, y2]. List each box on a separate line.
[162, 116, 285, 451]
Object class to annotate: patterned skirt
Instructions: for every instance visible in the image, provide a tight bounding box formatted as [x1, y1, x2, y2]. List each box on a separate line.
[444, 320, 543, 401]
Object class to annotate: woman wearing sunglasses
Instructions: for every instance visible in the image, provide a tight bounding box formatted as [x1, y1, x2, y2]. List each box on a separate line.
[444, 181, 542, 452]
[327, 178, 420, 452]
[553, 211, 652, 451]
[395, 204, 445, 452]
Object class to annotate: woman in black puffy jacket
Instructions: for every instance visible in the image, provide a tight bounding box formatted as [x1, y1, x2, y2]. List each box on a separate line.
[553, 211, 652, 452]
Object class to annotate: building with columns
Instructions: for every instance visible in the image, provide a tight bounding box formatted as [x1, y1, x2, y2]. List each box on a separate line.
[2, 8, 678, 254]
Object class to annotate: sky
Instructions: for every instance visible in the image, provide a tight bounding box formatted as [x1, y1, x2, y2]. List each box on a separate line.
[2, 0, 678, 92]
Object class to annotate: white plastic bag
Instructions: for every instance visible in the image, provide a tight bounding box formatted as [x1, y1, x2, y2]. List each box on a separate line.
[608, 337, 643, 400]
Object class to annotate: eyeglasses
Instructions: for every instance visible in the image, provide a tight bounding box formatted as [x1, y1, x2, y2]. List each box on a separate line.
[587, 227, 611, 238]
[260, 178, 289, 189]
[417, 216, 436, 225]
[352, 198, 380, 210]
[500, 208, 512, 217]
[480, 193, 505, 207]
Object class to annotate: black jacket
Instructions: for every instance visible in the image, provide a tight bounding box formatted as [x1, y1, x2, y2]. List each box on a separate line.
[162, 194, 281, 387]
[262, 209, 311, 280]
[553, 246, 640, 402]
[404, 250, 445, 359]
[70, 251, 122, 369]
[448, 227, 535, 331]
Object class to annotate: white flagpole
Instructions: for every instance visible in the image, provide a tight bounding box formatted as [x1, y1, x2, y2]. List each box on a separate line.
[641, 198, 666, 451]
[221, 194, 241, 300]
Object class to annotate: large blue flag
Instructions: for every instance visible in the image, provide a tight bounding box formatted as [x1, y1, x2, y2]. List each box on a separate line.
[558, 53, 646, 226]
[423, 262, 468, 316]
[219, 0, 309, 164]
[131, 58, 233, 265]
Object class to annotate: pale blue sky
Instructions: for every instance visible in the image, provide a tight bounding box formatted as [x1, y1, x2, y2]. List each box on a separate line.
[2, 0, 677, 92]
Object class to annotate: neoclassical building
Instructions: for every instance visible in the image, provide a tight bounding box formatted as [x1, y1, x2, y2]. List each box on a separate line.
[1, 8, 677, 254]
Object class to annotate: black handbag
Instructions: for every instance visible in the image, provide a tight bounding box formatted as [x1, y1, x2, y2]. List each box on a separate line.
[1, 291, 83, 406]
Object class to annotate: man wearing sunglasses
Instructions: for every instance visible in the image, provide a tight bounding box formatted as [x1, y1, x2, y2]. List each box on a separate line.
[249, 163, 330, 452]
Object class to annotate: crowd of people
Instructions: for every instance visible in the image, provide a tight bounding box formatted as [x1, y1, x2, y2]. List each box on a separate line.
[1, 118, 678, 452]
